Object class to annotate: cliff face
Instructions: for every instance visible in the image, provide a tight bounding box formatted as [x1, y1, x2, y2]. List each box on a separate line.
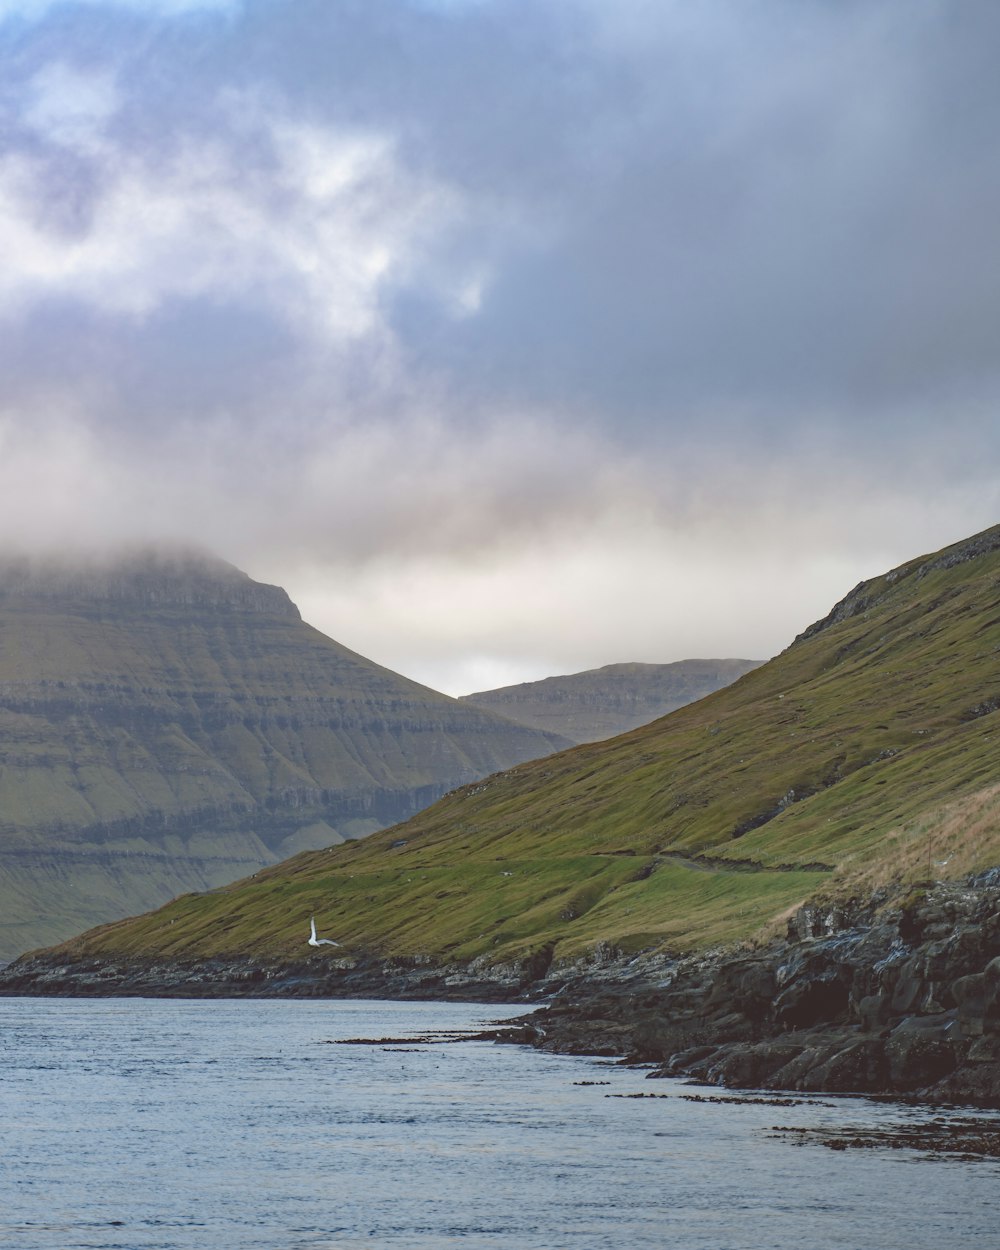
[461, 659, 762, 743]
[524, 875, 1000, 1107]
[0, 548, 570, 959]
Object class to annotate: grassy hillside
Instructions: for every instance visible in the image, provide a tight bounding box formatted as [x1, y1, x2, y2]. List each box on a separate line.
[0, 549, 569, 959]
[45, 526, 1000, 970]
[460, 658, 762, 743]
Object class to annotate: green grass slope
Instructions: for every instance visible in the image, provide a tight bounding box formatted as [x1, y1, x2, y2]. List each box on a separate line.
[0, 549, 569, 959]
[47, 525, 1000, 970]
[460, 658, 763, 743]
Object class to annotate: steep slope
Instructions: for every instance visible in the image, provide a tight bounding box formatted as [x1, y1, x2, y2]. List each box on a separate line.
[460, 659, 762, 743]
[19, 524, 1000, 973]
[0, 549, 569, 958]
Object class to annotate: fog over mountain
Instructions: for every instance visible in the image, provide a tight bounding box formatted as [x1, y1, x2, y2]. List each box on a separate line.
[0, 547, 570, 958]
[0, 1, 997, 691]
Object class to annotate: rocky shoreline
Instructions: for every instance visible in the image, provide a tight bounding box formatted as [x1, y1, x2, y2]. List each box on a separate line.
[6, 873, 1000, 1106]
[0, 949, 529, 1003]
[521, 872, 1000, 1107]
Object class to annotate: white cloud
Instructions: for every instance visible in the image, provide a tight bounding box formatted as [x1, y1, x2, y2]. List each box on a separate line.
[285, 473, 1000, 696]
[0, 100, 463, 339]
[0, 0, 997, 696]
[0, 389, 996, 696]
[284, 523, 870, 695]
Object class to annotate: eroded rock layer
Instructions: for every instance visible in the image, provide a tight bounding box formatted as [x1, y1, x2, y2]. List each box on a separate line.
[0, 549, 569, 958]
[461, 659, 762, 744]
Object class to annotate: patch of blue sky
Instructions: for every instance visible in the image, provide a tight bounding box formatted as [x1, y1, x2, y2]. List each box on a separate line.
[0, 0, 242, 25]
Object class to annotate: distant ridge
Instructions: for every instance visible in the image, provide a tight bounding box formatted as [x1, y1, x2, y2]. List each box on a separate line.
[0, 548, 570, 959]
[461, 658, 762, 743]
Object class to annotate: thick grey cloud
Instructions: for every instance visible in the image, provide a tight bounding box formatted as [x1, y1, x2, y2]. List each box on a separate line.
[374, 0, 1000, 426]
[0, 0, 997, 691]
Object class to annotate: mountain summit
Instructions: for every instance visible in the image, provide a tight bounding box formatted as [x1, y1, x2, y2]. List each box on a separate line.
[0, 547, 299, 616]
[0, 548, 569, 959]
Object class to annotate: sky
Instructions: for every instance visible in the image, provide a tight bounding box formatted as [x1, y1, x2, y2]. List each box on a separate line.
[0, 0, 997, 695]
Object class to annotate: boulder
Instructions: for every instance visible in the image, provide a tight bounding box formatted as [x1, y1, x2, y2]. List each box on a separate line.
[808, 1039, 888, 1093]
[884, 1015, 958, 1091]
[983, 957, 1000, 1032]
[856, 991, 891, 1033]
[704, 1041, 802, 1089]
[953, 972, 985, 1037]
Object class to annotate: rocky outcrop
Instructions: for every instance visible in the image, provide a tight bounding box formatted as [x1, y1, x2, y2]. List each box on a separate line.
[524, 876, 1000, 1105]
[0, 949, 532, 1003]
[795, 522, 1000, 643]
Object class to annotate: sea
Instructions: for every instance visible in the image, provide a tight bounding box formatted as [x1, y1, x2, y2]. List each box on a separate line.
[1, 997, 997, 1250]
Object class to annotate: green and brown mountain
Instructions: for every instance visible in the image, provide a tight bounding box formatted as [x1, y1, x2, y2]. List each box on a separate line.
[460, 659, 762, 744]
[37, 523, 1000, 976]
[0, 549, 570, 960]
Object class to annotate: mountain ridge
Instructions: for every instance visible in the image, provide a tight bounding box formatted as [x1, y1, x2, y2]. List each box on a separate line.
[795, 524, 1000, 642]
[460, 658, 762, 743]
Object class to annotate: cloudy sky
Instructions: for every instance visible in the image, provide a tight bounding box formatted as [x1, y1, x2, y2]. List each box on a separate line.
[0, 0, 997, 694]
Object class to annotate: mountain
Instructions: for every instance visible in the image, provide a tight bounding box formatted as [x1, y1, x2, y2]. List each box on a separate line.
[0, 548, 570, 959]
[22, 523, 999, 982]
[460, 659, 762, 743]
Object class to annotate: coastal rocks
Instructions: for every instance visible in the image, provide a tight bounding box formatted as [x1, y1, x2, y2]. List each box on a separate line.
[529, 878, 1000, 1106]
[784, 1038, 889, 1094]
[952, 957, 1000, 1037]
[883, 1015, 958, 1090]
[0, 952, 524, 1003]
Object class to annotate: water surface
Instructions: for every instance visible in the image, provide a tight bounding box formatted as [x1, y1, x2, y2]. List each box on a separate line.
[1, 997, 997, 1249]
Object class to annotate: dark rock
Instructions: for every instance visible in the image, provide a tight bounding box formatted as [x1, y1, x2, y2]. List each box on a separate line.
[983, 957, 1000, 1032]
[889, 955, 927, 1014]
[885, 1015, 959, 1091]
[808, 1040, 889, 1093]
[774, 973, 849, 1030]
[953, 973, 986, 1036]
[857, 992, 891, 1033]
[659, 1044, 718, 1076]
[517, 877, 1000, 1106]
[705, 1041, 804, 1089]
[967, 1035, 1000, 1063]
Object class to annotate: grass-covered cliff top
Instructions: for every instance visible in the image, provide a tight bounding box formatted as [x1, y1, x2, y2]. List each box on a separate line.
[43, 525, 1000, 969]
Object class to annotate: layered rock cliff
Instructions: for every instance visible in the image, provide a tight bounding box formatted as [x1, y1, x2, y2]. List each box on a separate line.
[460, 658, 761, 744]
[0, 548, 569, 959]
